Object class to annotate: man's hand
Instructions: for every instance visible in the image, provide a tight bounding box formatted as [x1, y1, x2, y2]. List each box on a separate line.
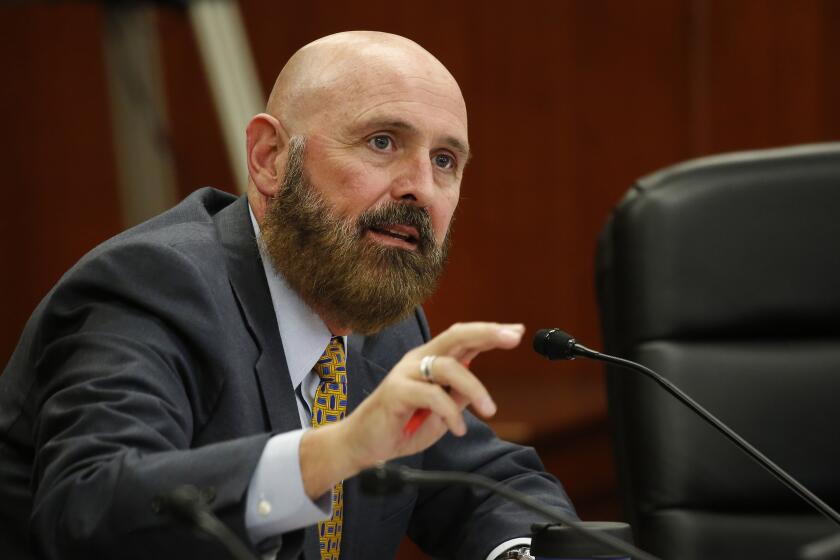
[299, 322, 525, 499]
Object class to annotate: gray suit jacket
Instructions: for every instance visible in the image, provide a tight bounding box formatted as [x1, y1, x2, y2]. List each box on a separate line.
[0, 189, 574, 560]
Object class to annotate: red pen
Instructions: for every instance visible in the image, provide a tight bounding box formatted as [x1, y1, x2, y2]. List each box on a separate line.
[403, 409, 431, 435]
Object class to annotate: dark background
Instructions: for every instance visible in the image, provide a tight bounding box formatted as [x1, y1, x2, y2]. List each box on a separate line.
[2, 1, 839, 557]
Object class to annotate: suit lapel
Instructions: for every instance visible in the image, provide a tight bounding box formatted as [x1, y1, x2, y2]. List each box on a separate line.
[214, 196, 300, 433]
[346, 334, 380, 413]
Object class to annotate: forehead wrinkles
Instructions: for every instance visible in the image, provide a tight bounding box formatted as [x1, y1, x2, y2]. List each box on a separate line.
[353, 82, 467, 126]
[323, 68, 468, 140]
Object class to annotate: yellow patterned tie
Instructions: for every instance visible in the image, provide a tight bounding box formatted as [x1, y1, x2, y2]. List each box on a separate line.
[312, 337, 347, 560]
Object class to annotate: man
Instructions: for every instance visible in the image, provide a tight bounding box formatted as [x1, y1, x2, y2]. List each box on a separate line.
[0, 32, 574, 559]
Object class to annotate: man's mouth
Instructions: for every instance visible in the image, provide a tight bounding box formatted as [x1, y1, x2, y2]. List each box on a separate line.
[367, 224, 420, 247]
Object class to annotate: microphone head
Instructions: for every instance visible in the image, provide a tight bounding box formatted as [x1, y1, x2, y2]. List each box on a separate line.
[533, 329, 577, 360]
[359, 464, 408, 495]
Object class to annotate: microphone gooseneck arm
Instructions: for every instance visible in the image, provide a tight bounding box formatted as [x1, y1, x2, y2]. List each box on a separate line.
[157, 485, 258, 560]
[361, 463, 661, 560]
[536, 329, 840, 530]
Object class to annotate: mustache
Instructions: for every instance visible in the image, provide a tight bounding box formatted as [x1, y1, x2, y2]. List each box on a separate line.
[356, 203, 436, 250]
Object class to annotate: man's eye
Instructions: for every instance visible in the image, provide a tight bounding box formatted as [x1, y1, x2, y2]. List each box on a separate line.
[369, 135, 393, 151]
[433, 153, 455, 170]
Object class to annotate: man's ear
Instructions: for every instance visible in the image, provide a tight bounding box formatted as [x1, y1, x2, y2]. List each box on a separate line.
[246, 113, 290, 197]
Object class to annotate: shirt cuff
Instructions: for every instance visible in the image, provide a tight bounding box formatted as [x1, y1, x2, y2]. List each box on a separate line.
[245, 429, 332, 546]
[486, 537, 532, 560]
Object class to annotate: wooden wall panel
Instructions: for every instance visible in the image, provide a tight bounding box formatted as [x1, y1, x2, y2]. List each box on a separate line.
[691, 0, 840, 153]
[0, 3, 121, 364]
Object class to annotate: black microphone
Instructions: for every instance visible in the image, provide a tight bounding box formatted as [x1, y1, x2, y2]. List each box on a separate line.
[360, 463, 661, 560]
[533, 328, 601, 361]
[533, 328, 840, 531]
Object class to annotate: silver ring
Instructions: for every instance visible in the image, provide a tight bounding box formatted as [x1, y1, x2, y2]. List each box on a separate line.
[420, 355, 437, 382]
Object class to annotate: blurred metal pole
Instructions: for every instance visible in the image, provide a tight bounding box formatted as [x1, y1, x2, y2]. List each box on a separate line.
[188, 0, 264, 193]
[103, 3, 178, 227]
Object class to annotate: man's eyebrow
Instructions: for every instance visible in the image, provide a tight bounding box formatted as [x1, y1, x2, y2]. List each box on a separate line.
[353, 118, 471, 159]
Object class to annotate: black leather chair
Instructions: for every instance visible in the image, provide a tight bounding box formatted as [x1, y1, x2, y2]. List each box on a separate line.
[596, 143, 840, 559]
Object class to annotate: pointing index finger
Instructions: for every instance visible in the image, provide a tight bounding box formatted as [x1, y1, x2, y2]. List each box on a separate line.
[423, 322, 525, 362]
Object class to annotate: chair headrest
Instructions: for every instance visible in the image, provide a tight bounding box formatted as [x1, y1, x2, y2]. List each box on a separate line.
[598, 143, 840, 342]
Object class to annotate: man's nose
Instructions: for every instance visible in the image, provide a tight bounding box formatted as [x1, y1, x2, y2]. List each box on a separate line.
[390, 152, 436, 205]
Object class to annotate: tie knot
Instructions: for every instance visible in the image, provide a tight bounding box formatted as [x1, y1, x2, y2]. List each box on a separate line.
[317, 336, 346, 383]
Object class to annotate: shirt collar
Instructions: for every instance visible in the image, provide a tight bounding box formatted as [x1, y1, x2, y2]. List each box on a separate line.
[249, 204, 337, 389]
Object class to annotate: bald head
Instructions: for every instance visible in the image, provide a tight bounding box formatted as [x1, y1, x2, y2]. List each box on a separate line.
[246, 31, 469, 265]
[266, 31, 467, 135]
[246, 32, 469, 332]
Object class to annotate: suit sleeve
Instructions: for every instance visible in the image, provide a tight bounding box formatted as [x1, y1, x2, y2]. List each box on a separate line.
[26, 240, 290, 559]
[406, 309, 578, 560]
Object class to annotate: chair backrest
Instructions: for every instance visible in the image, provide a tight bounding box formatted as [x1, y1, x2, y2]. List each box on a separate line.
[596, 143, 840, 559]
